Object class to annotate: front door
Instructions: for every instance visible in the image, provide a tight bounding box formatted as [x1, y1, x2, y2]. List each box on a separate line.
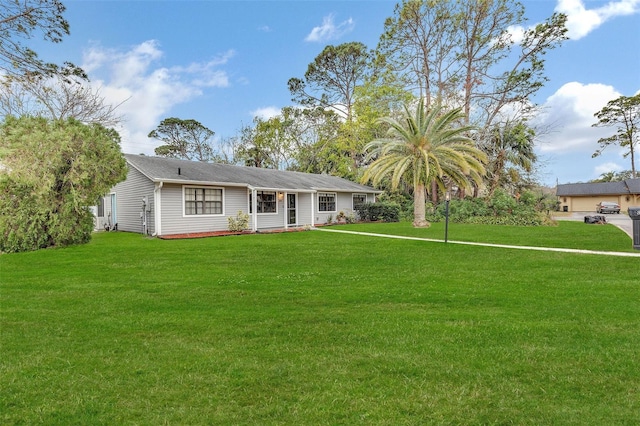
[287, 193, 297, 226]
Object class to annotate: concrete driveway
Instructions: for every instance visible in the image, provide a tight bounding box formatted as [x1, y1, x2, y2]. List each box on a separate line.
[554, 211, 634, 239]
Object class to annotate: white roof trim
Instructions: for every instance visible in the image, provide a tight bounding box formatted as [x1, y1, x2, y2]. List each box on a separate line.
[312, 187, 383, 193]
[153, 178, 249, 188]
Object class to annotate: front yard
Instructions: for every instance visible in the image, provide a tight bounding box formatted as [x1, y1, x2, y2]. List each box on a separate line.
[1, 223, 638, 424]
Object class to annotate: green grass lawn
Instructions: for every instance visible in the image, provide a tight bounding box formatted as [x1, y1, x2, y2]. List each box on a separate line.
[1, 223, 639, 424]
[335, 220, 635, 252]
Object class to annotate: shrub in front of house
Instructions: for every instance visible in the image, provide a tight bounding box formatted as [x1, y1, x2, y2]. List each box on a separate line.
[227, 211, 250, 232]
[426, 189, 556, 227]
[355, 202, 401, 223]
[375, 191, 414, 221]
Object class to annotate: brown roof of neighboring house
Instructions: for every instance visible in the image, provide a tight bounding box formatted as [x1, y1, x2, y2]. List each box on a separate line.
[556, 178, 640, 196]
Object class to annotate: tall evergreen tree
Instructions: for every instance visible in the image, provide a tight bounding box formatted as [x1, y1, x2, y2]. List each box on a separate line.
[148, 118, 217, 162]
[592, 94, 640, 179]
[288, 42, 372, 121]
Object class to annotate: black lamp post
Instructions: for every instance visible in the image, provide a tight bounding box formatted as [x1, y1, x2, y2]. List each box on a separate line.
[444, 186, 457, 243]
[444, 191, 450, 243]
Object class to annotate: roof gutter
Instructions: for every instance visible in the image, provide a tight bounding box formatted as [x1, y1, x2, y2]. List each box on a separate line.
[311, 186, 384, 193]
[151, 178, 250, 188]
[253, 186, 316, 193]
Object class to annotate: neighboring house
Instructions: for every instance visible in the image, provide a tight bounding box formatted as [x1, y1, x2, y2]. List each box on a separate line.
[95, 154, 381, 236]
[556, 178, 640, 212]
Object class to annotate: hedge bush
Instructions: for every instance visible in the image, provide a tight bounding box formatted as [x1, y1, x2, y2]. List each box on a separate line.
[355, 202, 401, 222]
[424, 188, 557, 227]
[0, 117, 127, 252]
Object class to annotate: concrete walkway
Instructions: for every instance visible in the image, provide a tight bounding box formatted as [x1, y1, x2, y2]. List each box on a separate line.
[316, 228, 640, 258]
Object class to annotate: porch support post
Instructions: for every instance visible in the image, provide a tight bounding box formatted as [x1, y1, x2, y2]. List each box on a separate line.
[283, 192, 288, 229]
[250, 187, 258, 232]
[153, 181, 163, 236]
[311, 191, 316, 227]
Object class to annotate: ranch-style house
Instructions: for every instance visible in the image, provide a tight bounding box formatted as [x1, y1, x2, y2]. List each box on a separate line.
[94, 154, 381, 236]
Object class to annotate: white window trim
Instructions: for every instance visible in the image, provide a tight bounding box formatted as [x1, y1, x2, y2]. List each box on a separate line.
[182, 185, 225, 218]
[251, 190, 279, 215]
[317, 192, 337, 213]
[352, 193, 367, 210]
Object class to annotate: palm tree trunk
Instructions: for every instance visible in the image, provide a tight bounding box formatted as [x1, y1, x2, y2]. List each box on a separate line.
[630, 143, 637, 178]
[413, 183, 430, 228]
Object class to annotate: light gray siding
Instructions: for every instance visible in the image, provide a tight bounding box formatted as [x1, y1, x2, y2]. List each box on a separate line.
[159, 184, 248, 236]
[314, 192, 376, 224]
[253, 192, 314, 230]
[111, 167, 155, 234]
[336, 192, 355, 214]
[297, 193, 313, 227]
[256, 196, 285, 230]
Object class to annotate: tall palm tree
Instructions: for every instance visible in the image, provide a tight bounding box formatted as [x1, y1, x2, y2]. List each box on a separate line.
[361, 99, 486, 227]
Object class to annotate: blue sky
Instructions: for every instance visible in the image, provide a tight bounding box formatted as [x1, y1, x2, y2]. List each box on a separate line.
[36, 0, 640, 185]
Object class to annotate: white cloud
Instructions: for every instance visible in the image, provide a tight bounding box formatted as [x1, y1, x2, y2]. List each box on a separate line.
[251, 106, 281, 120]
[505, 25, 526, 44]
[506, 0, 640, 43]
[555, 0, 640, 40]
[594, 161, 624, 175]
[534, 82, 621, 153]
[305, 14, 355, 42]
[81, 41, 233, 154]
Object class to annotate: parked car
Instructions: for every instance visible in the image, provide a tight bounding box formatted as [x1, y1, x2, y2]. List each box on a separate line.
[596, 201, 621, 214]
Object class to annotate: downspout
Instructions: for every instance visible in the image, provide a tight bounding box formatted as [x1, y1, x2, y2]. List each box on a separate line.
[152, 181, 163, 236]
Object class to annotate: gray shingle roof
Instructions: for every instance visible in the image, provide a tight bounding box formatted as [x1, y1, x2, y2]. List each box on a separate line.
[556, 179, 640, 196]
[125, 154, 381, 193]
[627, 178, 640, 193]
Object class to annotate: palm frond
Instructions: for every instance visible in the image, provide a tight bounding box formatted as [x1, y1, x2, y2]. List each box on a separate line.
[362, 98, 487, 195]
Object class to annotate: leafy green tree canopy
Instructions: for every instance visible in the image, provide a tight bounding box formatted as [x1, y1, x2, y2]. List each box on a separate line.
[234, 114, 292, 170]
[484, 120, 536, 196]
[234, 107, 342, 172]
[0, 116, 127, 252]
[148, 118, 218, 162]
